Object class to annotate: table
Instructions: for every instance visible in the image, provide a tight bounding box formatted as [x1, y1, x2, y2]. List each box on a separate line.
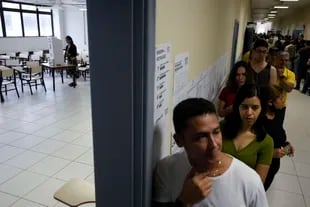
[41, 63, 76, 91]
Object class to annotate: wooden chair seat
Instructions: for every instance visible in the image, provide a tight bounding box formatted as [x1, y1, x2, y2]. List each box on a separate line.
[54, 178, 95, 207]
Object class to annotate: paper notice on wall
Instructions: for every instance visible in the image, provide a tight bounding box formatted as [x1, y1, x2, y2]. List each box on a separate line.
[173, 52, 189, 106]
[154, 43, 171, 124]
[153, 43, 172, 160]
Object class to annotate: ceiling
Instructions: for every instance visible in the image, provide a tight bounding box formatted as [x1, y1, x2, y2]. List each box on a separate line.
[7, 0, 310, 22]
[251, 0, 310, 22]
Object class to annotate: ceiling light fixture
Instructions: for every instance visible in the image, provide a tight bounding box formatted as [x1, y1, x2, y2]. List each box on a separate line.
[274, 5, 289, 9]
[280, 0, 299, 2]
[270, 10, 278, 13]
[269, 16, 275, 19]
[268, 14, 276, 16]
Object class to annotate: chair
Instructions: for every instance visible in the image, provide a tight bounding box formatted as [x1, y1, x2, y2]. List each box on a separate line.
[53, 178, 96, 207]
[21, 61, 46, 95]
[0, 66, 20, 103]
[78, 65, 90, 81]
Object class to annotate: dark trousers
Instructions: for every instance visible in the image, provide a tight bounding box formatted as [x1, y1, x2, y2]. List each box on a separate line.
[264, 158, 280, 191]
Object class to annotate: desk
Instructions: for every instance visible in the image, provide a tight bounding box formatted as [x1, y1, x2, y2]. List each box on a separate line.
[41, 63, 76, 91]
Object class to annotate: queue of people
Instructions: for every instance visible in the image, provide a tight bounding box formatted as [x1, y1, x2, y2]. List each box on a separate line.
[152, 37, 297, 206]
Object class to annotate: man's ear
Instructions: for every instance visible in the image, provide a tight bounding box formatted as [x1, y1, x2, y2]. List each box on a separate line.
[173, 133, 184, 147]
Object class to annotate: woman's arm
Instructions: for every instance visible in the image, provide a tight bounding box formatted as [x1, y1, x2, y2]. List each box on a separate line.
[255, 164, 270, 183]
[218, 100, 230, 117]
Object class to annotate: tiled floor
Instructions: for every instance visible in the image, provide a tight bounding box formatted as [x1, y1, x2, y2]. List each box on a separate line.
[0, 73, 310, 206]
[0, 75, 95, 207]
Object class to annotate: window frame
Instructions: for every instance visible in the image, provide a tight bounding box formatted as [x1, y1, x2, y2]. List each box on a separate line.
[0, 0, 54, 37]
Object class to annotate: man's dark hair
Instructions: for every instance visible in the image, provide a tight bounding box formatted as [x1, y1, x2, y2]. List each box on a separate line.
[173, 98, 216, 134]
[253, 38, 268, 49]
[222, 84, 267, 141]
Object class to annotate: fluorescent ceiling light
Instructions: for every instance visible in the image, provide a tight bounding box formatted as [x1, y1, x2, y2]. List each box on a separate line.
[269, 16, 275, 19]
[268, 14, 276, 16]
[274, 6, 289, 9]
[270, 10, 278, 13]
[80, 8, 87, 11]
[280, 0, 299, 2]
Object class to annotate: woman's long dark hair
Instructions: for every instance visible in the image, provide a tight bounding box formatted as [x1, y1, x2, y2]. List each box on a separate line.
[222, 84, 268, 141]
[226, 61, 253, 91]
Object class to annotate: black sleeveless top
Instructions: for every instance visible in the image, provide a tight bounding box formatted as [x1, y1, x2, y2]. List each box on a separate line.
[249, 63, 271, 87]
[263, 112, 286, 148]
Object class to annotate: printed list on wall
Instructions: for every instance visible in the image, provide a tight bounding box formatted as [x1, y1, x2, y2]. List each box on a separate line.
[153, 43, 172, 160]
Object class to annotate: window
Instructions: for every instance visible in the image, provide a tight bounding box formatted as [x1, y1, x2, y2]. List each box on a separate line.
[0, 20, 3, 37]
[2, 2, 19, 9]
[39, 14, 52, 36]
[0, 1, 53, 37]
[21, 4, 36, 11]
[23, 13, 38, 36]
[3, 11, 22, 36]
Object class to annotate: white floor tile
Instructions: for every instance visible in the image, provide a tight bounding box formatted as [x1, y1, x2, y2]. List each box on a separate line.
[0, 191, 19, 206]
[76, 149, 94, 166]
[0, 146, 25, 163]
[52, 144, 88, 161]
[10, 198, 46, 207]
[305, 197, 310, 207]
[293, 149, 310, 165]
[72, 133, 93, 148]
[0, 131, 28, 144]
[31, 139, 67, 154]
[267, 188, 305, 207]
[299, 177, 310, 198]
[51, 130, 85, 143]
[0, 171, 47, 197]
[24, 178, 65, 207]
[279, 157, 296, 175]
[33, 126, 64, 138]
[295, 162, 310, 178]
[54, 162, 93, 181]
[0, 164, 22, 185]
[9, 135, 46, 149]
[28, 156, 70, 177]
[13, 122, 44, 134]
[270, 173, 302, 194]
[5, 150, 47, 170]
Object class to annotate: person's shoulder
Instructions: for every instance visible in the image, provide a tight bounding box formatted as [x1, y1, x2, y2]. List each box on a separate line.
[262, 133, 274, 146]
[156, 151, 187, 169]
[231, 158, 261, 183]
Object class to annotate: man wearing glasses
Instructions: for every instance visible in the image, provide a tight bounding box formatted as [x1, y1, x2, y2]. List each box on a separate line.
[249, 39, 277, 87]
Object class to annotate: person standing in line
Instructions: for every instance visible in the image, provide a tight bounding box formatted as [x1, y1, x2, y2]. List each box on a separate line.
[153, 98, 268, 207]
[275, 51, 296, 121]
[221, 84, 274, 183]
[249, 39, 277, 87]
[218, 61, 252, 119]
[262, 85, 295, 190]
[64, 35, 78, 87]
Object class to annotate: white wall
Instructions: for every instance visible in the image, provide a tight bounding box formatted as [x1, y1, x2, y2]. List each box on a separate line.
[63, 8, 89, 54]
[0, 37, 49, 53]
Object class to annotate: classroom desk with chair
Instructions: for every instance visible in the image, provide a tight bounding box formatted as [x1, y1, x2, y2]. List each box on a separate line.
[41, 63, 76, 91]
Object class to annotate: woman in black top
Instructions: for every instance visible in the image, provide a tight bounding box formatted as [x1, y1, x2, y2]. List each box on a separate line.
[64, 35, 78, 87]
[262, 85, 295, 190]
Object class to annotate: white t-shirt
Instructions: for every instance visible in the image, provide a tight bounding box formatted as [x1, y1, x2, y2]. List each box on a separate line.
[153, 151, 268, 207]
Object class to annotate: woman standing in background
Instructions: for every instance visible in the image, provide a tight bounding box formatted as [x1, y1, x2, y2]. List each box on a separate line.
[64, 35, 78, 87]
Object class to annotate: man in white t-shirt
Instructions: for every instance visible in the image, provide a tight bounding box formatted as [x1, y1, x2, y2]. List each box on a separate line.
[152, 98, 268, 207]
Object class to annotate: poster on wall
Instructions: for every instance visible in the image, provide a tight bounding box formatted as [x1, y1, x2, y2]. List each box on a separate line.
[173, 52, 189, 106]
[153, 43, 172, 161]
